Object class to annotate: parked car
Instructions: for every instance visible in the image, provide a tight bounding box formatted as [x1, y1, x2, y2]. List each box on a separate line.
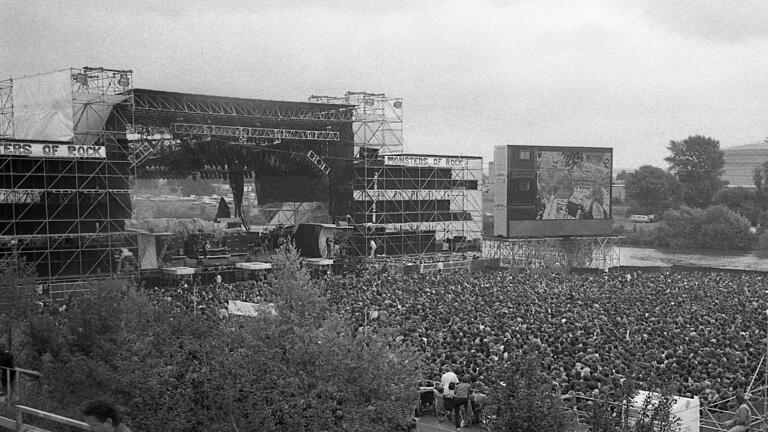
[629, 214, 652, 223]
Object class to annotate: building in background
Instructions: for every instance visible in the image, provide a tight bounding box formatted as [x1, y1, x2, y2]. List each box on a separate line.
[722, 140, 768, 188]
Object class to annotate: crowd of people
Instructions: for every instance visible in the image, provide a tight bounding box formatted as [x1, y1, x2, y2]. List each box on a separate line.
[319, 269, 766, 407]
[148, 265, 768, 409]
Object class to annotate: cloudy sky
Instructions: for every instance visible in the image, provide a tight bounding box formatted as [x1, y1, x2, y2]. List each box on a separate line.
[2, 0, 768, 171]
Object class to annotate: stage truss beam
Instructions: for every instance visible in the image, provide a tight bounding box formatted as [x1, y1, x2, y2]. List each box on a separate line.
[134, 90, 353, 123]
[170, 123, 340, 141]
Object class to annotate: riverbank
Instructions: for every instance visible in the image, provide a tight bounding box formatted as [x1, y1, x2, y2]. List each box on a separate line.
[618, 246, 768, 271]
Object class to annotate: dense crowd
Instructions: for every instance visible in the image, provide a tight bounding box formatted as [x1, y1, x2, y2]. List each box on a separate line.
[150, 266, 768, 407]
[148, 277, 275, 318]
[320, 269, 766, 406]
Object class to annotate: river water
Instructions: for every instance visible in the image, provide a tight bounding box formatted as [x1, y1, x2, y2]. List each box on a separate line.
[618, 246, 768, 271]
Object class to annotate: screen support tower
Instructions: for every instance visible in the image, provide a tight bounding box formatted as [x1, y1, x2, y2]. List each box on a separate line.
[482, 236, 619, 271]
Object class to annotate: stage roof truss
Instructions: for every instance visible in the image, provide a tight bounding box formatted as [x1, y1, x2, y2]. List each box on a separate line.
[170, 122, 340, 141]
[134, 90, 354, 123]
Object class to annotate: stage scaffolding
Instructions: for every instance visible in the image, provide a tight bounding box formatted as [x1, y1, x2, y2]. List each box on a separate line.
[309, 91, 403, 155]
[310, 92, 484, 259]
[482, 236, 619, 270]
[0, 67, 136, 290]
[344, 153, 484, 258]
[0, 79, 12, 138]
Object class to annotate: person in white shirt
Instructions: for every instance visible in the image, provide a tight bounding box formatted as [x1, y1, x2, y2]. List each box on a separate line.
[440, 365, 459, 419]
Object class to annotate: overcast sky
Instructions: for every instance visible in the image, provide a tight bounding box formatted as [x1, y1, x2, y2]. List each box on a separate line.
[2, 0, 768, 171]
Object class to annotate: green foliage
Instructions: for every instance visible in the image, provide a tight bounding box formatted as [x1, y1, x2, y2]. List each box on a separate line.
[753, 161, 768, 193]
[757, 232, 768, 257]
[489, 355, 574, 432]
[585, 385, 680, 432]
[615, 170, 630, 181]
[0, 253, 38, 350]
[20, 247, 422, 432]
[630, 391, 680, 432]
[665, 135, 725, 208]
[619, 224, 673, 247]
[713, 187, 763, 225]
[625, 166, 682, 214]
[663, 205, 755, 250]
[622, 205, 755, 250]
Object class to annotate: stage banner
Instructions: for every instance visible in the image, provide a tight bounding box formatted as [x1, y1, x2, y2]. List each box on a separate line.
[0, 141, 106, 158]
[384, 154, 472, 169]
[11, 70, 74, 142]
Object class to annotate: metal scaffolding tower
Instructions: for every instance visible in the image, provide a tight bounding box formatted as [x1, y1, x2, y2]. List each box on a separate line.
[0, 67, 136, 291]
[482, 236, 619, 270]
[309, 91, 403, 155]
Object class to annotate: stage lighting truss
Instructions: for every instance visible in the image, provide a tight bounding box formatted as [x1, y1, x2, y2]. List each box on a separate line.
[306, 150, 330, 174]
[134, 90, 354, 122]
[71, 66, 133, 96]
[170, 123, 340, 141]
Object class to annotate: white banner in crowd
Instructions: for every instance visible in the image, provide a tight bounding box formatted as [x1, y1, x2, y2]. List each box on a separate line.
[0, 141, 106, 158]
[227, 300, 278, 318]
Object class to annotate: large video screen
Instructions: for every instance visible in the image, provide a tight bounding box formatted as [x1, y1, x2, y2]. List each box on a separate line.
[535, 150, 612, 220]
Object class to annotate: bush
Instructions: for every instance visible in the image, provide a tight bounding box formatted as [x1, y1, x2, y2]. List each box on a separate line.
[697, 205, 755, 249]
[21, 248, 423, 432]
[757, 232, 768, 257]
[657, 205, 755, 250]
[489, 354, 574, 432]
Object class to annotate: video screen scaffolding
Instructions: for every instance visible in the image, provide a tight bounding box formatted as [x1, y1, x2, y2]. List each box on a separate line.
[487, 145, 618, 270]
[0, 67, 136, 285]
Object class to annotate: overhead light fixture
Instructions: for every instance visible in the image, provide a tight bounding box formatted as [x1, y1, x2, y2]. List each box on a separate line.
[117, 73, 130, 88]
[75, 72, 88, 86]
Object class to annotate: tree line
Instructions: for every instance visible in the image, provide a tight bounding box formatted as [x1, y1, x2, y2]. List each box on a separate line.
[619, 135, 767, 251]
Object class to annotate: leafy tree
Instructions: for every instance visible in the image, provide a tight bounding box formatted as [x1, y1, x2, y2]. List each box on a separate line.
[713, 187, 756, 209]
[665, 135, 725, 208]
[489, 354, 574, 432]
[624, 166, 682, 214]
[0, 251, 37, 351]
[663, 205, 754, 250]
[23, 247, 422, 432]
[713, 187, 763, 225]
[752, 161, 768, 208]
[697, 205, 755, 250]
[616, 170, 631, 181]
